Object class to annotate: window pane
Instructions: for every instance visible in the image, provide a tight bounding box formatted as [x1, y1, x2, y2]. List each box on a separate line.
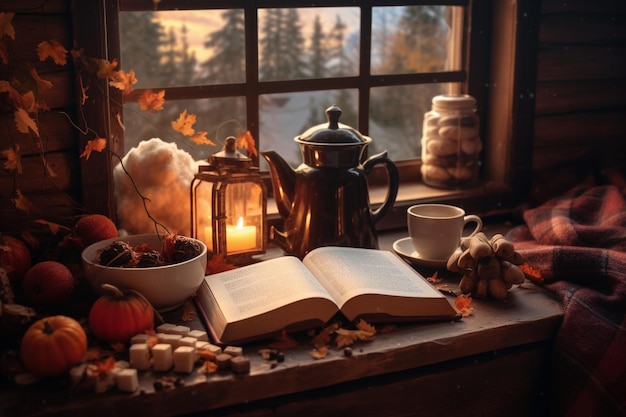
[369, 83, 454, 161]
[258, 8, 360, 81]
[120, 9, 245, 88]
[259, 89, 358, 168]
[371, 6, 461, 75]
[123, 97, 246, 161]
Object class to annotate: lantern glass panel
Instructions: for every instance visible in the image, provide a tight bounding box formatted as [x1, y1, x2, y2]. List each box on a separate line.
[224, 181, 264, 254]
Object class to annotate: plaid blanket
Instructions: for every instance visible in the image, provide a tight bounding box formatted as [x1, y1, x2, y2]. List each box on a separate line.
[507, 180, 626, 417]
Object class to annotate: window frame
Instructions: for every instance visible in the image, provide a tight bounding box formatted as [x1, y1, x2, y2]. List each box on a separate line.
[74, 0, 539, 230]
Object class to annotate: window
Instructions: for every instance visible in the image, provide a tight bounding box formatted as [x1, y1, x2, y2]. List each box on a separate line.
[76, 1, 538, 228]
[116, 2, 468, 168]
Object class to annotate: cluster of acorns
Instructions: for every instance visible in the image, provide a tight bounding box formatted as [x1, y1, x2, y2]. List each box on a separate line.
[446, 232, 526, 300]
[98, 235, 203, 268]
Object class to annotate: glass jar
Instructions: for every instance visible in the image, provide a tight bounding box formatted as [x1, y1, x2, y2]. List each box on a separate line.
[420, 94, 481, 188]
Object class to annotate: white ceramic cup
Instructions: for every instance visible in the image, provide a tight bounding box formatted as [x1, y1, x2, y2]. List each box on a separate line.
[407, 204, 482, 261]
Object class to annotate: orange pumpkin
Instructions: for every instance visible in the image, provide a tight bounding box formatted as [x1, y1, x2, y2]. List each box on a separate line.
[20, 315, 87, 377]
[89, 284, 154, 343]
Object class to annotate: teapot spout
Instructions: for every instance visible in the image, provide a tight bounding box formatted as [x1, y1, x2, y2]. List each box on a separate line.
[262, 150, 296, 219]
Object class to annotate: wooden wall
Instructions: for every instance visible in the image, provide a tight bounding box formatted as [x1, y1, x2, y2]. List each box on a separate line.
[0, 0, 80, 238]
[529, 0, 626, 204]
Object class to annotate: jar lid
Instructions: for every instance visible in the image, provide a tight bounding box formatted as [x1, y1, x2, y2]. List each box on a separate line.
[432, 94, 476, 112]
[295, 105, 370, 144]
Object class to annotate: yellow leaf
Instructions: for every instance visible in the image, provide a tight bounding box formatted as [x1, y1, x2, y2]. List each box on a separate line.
[37, 39, 68, 65]
[171, 110, 196, 136]
[311, 322, 339, 349]
[80, 138, 107, 160]
[14, 108, 39, 136]
[0, 12, 16, 40]
[189, 131, 215, 146]
[138, 89, 165, 112]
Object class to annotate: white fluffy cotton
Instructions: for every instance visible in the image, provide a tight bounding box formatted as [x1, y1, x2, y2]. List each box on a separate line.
[114, 138, 200, 236]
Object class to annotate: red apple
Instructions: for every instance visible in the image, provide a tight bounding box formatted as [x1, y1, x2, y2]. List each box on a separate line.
[23, 261, 75, 306]
[73, 214, 118, 249]
[0, 235, 32, 282]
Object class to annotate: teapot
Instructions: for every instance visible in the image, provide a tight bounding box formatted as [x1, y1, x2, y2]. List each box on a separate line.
[262, 105, 399, 258]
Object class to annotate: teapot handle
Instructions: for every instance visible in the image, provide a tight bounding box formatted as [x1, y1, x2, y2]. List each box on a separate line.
[363, 151, 399, 224]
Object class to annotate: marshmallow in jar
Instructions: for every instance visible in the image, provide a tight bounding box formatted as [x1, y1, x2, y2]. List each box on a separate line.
[421, 94, 482, 188]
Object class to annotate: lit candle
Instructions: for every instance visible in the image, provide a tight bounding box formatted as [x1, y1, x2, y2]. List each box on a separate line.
[203, 217, 256, 253]
[226, 217, 256, 252]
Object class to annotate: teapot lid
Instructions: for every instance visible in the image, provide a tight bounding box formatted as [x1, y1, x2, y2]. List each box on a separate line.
[295, 105, 371, 144]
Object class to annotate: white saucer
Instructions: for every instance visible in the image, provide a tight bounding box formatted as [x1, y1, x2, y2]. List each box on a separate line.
[392, 237, 449, 269]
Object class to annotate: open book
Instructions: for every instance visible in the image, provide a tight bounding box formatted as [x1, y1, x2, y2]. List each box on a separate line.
[194, 246, 459, 344]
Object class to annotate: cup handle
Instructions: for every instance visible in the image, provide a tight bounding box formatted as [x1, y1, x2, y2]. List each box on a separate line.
[462, 215, 483, 238]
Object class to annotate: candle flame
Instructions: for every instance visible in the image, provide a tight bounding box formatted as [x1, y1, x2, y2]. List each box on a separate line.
[236, 216, 244, 229]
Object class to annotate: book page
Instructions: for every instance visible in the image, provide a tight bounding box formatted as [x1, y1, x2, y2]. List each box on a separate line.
[205, 256, 337, 323]
[302, 246, 443, 308]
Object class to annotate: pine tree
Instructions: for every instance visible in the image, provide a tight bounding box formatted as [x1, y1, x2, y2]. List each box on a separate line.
[308, 15, 327, 79]
[119, 12, 165, 88]
[259, 9, 307, 81]
[200, 9, 245, 84]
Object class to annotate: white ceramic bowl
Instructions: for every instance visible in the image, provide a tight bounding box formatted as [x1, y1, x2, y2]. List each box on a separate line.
[82, 234, 207, 312]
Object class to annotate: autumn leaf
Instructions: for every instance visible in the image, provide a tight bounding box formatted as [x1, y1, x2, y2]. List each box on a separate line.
[33, 219, 71, 235]
[0, 39, 9, 65]
[12, 189, 34, 214]
[190, 131, 215, 146]
[0, 12, 15, 40]
[206, 254, 237, 274]
[455, 294, 474, 317]
[172, 109, 196, 136]
[311, 322, 339, 349]
[20, 91, 38, 113]
[426, 271, 441, 284]
[355, 319, 376, 334]
[0, 80, 22, 106]
[335, 327, 375, 348]
[138, 89, 165, 112]
[268, 329, 299, 350]
[519, 263, 542, 282]
[37, 39, 68, 65]
[310, 345, 329, 360]
[95, 58, 119, 79]
[30, 67, 54, 93]
[14, 108, 39, 136]
[1, 146, 21, 172]
[236, 130, 258, 157]
[80, 138, 107, 160]
[109, 69, 137, 95]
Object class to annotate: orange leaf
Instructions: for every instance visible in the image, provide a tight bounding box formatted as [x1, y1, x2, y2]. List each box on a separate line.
[311, 322, 339, 349]
[12, 190, 34, 214]
[0, 40, 8, 64]
[33, 219, 71, 235]
[30, 68, 54, 93]
[109, 69, 137, 95]
[236, 130, 258, 157]
[268, 329, 299, 350]
[310, 345, 329, 360]
[0, 12, 16, 40]
[171, 109, 196, 136]
[519, 263, 542, 281]
[95, 58, 119, 79]
[426, 271, 441, 284]
[14, 108, 39, 136]
[80, 138, 107, 160]
[190, 131, 215, 146]
[37, 39, 68, 65]
[355, 319, 376, 334]
[138, 89, 165, 113]
[20, 91, 37, 113]
[454, 294, 474, 317]
[1, 146, 20, 172]
[206, 254, 237, 274]
[335, 327, 375, 348]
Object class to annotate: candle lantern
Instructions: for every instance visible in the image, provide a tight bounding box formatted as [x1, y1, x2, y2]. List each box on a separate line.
[190, 136, 266, 264]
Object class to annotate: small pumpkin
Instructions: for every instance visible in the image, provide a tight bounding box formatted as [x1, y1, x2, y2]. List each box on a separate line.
[89, 284, 155, 343]
[20, 315, 87, 377]
[0, 234, 32, 282]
